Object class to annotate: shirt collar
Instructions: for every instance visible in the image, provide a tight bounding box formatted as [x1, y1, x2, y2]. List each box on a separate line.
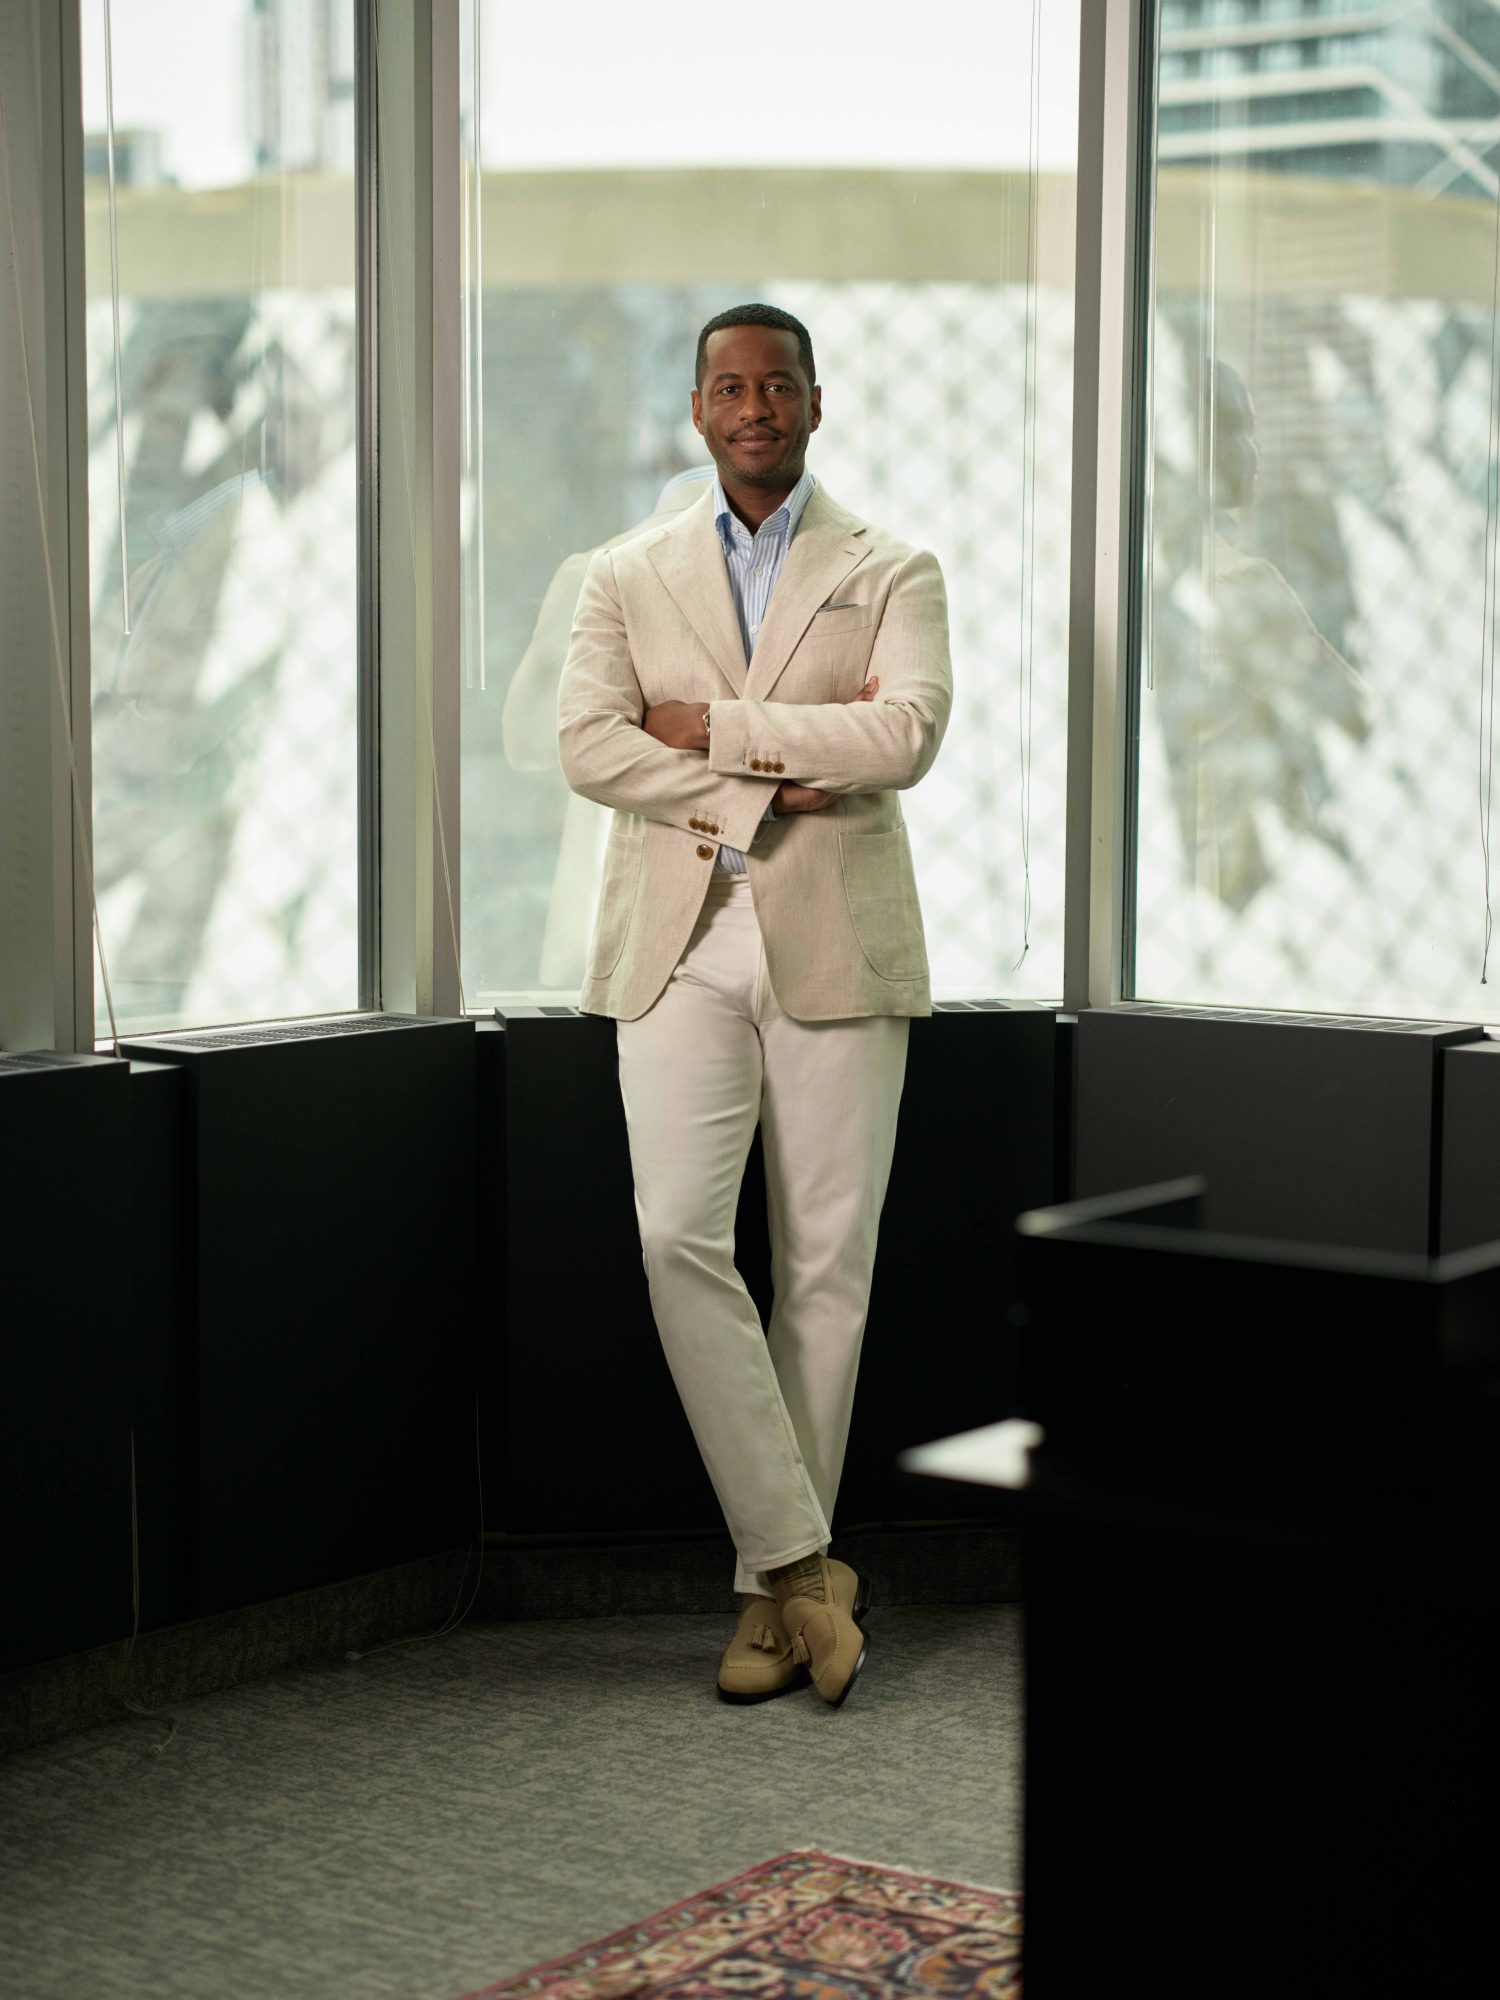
[712, 464, 817, 547]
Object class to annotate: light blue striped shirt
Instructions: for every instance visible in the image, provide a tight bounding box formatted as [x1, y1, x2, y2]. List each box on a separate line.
[710, 466, 817, 874]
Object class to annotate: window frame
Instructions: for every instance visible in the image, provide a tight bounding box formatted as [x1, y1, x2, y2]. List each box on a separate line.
[1062, 0, 1155, 1014]
[371, 0, 464, 1021]
[0, 0, 94, 1054]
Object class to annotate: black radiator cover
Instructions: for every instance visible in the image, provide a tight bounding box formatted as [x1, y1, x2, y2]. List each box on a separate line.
[1440, 1038, 1500, 1253]
[1075, 1003, 1480, 1253]
[127, 1058, 192, 1633]
[118, 1016, 477, 1616]
[2, 1054, 133, 1674]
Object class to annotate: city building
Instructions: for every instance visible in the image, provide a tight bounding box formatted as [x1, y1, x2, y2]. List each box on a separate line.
[1159, 0, 1500, 192]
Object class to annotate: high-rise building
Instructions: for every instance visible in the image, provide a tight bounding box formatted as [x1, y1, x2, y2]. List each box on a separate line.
[81, 126, 167, 188]
[244, 0, 355, 175]
[1157, 0, 1500, 195]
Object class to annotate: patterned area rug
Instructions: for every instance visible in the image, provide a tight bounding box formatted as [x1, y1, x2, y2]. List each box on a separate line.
[456, 1849, 1023, 2000]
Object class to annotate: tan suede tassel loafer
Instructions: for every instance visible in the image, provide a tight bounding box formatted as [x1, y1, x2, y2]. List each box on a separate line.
[767, 1554, 872, 1707]
[717, 1594, 808, 1704]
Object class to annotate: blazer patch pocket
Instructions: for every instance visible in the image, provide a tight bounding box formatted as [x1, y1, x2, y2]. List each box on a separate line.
[591, 832, 644, 976]
[839, 828, 926, 981]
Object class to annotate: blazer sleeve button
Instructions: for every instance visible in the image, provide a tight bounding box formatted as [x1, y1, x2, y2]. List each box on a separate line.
[696, 844, 714, 860]
[689, 817, 702, 830]
[772, 761, 786, 774]
[749, 757, 763, 771]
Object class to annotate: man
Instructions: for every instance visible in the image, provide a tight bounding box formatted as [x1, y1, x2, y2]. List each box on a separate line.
[558, 304, 952, 1707]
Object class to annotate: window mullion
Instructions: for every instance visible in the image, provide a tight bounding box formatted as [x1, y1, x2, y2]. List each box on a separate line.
[373, 0, 464, 1019]
[1064, 0, 1152, 1014]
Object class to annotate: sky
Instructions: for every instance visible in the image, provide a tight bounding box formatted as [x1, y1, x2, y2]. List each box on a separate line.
[80, 0, 1080, 187]
[473, 0, 1080, 173]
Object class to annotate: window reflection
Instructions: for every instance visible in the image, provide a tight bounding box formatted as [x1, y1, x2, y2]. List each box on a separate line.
[1151, 360, 1371, 913]
[500, 468, 714, 986]
[1137, 0, 1500, 1018]
[83, 0, 359, 1035]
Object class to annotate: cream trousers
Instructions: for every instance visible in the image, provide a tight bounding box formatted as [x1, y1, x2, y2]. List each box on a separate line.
[616, 871, 909, 1596]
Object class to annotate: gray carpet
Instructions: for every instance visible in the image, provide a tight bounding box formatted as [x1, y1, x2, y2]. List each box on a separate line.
[0, 1604, 1024, 2000]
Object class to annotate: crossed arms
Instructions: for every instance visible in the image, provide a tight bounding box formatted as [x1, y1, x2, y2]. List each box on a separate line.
[557, 545, 953, 838]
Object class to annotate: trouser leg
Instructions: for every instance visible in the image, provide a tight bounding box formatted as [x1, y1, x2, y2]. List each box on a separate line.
[616, 881, 830, 1581]
[732, 1003, 910, 1598]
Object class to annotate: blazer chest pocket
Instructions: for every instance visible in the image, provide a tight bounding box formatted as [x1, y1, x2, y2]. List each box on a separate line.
[792, 611, 876, 698]
[807, 602, 874, 636]
[591, 830, 644, 976]
[839, 828, 926, 980]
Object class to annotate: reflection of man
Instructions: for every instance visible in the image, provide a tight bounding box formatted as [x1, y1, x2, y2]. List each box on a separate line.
[1156, 361, 1371, 910]
[559, 305, 951, 1707]
[503, 469, 715, 986]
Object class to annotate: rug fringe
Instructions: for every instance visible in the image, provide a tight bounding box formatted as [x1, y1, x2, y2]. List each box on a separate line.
[787, 1846, 1022, 1901]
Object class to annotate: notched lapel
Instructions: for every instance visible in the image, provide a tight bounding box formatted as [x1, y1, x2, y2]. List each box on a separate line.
[644, 500, 747, 696]
[746, 503, 870, 703]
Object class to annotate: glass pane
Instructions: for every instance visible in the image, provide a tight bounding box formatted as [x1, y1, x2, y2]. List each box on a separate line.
[459, 0, 1078, 1004]
[82, 0, 359, 1036]
[1135, 2, 1500, 1019]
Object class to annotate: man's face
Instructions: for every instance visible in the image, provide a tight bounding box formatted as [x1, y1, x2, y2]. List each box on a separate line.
[691, 325, 821, 492]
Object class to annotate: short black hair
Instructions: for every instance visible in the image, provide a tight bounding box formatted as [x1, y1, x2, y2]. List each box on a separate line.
[695, 304, 816, 392]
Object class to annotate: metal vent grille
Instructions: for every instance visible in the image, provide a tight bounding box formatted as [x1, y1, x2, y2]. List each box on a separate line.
[492, 1006, 585, 1022]
[1114, 1003, 1475, 1036]
[933, 998, 1058, 1014]
[139, 1014, 432, 1052]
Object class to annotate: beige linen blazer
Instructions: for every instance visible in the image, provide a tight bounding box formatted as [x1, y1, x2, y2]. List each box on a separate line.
[557, 484, 952, 1021]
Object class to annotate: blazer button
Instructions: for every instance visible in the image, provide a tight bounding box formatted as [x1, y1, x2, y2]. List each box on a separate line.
[749, 757, 763, 771]
[706, 823, 719, 835]
[696, 843, 714, 860]
[772, 761, 786, 774]
[689, 817, 702, 830]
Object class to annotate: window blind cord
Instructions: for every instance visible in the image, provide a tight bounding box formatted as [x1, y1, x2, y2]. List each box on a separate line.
[0, 72, 122, 1056]
[1480, 154, 1500, 984]
[459, 43, 473, 687]
[345, 1398, 488, 1664]
[1013, 0, 1042, 974]
[458, 5, 485, 693]
[116, 1425, 178, 1754]
[101, 0, 130, 635]
[372, 5, 468, 1018]
[1142, 30, 1163, 698]
[471, 0, 486, 694]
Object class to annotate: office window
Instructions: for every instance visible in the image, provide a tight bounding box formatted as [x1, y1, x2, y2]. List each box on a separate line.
[82, 0, 360, 1036]
[458, 1, 1079, 1005]
[1133, 2, 1500, 1020]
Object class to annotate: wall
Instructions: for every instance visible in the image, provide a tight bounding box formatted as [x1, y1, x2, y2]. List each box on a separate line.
[7, 1002, 1497, 1677]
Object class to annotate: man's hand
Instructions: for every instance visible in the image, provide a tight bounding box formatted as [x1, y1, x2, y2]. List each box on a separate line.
[642, 673, 879, 811]
[641, 700, 710, 751]
[772, 783, 839, 813]
[773, 675, 879, 813]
